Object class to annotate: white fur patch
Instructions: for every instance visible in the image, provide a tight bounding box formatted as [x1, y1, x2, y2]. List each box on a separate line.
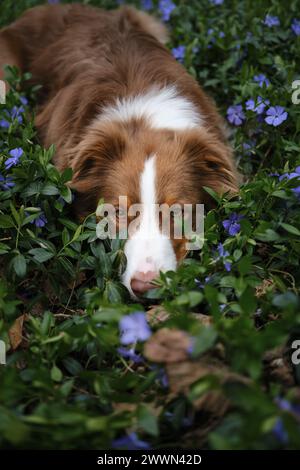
[122, 156, 177, 296]
[97, 86, 202, 131]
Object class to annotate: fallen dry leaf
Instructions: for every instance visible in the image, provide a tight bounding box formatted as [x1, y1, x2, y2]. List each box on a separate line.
[144, 328, 191, 363]
[147, 306, 213, 327]
[9, 315, 25, 350]
[263, 346, 295, 387]
[144, 326, 250, 425]
[147, 306, 170, 325]
[255, 279, 274, 297]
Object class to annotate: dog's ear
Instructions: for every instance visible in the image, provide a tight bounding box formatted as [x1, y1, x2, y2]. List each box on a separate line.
[70, 126, 126, 189]
[68, 126, 127, 219]
[183, 131, 239, 202]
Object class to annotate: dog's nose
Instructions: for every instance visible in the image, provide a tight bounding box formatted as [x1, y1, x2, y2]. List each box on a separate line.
[130, 270, 158, 295]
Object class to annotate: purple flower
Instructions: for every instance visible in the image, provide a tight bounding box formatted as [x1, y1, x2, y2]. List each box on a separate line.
[265, 106, 288, 127]
[0, 174, 15, 190]
[219, 31, 225, 38]
[48, 0, 60, 4]
[210, 0, 224, 4]
[0, 119, 10, 128]
[227, 104, 245, 126]
[141, 0, 153, 10]
[10, 105, 24, 123]
[195, 278, 203, 289]
[117, 347, 143, 363]
[155, 367, 169, 388]
[172, 45, 186, 62]
[216, 243, 232, 271]
[264, 15, 280, 27]
[291, 19, 300, 36]
[279, 166, 300, 196]
[5, 148, 23, 170]
[187, 336, 195, 355]
[273, 418, 289, 444]
[246, 96, 269, 114]
[195, 275, 211, 289]
[0, 105, 24, 129]
[224, 261, 231, 272]
[222, 212, 243, 236]
[254, 73, 270, 88]
[119, 312, 151, 345]
[217, 243, 228, 258]
[276, 398, 292, 412]
[276, 398, 300, 416]
[165, 411, 193, 428]
[112, 432, 150, 450]
[242, 142, 255, 156]
[160, 372, 168, 388]
[31, 212, 48, 228]
[19, 96, 28, 106]
[273, 398, 300, 443]
[158, 0, 176, 22]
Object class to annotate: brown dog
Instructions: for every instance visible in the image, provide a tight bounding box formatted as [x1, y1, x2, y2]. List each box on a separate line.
[0, 4, 238, 296]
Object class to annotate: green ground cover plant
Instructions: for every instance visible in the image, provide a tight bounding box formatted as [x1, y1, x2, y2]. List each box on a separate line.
[0, 0, 300, 450]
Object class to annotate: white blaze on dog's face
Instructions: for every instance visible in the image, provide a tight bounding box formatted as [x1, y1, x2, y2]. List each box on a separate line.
[71, 87, 238, 298]
[122, 156, 177, 297]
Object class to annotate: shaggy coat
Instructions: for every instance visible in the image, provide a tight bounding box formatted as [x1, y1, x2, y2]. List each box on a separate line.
[0, 4, 238, 295]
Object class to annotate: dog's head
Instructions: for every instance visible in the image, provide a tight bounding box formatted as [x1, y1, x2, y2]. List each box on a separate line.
[70, 119, 238, 296]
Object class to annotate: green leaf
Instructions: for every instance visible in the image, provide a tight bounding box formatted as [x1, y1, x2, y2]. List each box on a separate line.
[203, 186, 221, 203]
[60, 167, 73, 184]
[13, 254, 27, 277]
[0, 242, 10, 254]
[41, 183, 59, 196]
[0, 214, 14, 228]
[174, 291, 203, 308]
[58, 256, 74, 276]
[29, 248, 54, 263]
[238, 256, 252, 276]
[71, 224, 82, 243]
[58, 218, 78, 231]
[280, 223, 300, 236]
[233, 249, 243, 261]
[10, 202, 21, 225]
[255, 229, 280, 242]
[103, 281, 123, 303]
[51, 365, 63, 382]
[137, 405, 159, 436]
[239, 286, 257, 315]
[62, 357, 83, 376]
[60, 186, 73, 203]
[191, 326, 218, 357]
[272, 190, 289, 199]
[62, 227, 70, 246]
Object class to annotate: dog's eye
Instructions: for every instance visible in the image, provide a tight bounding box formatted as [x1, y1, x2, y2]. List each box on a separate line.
[206, 160, 220, 170]
[116, 208, 127, 220]
[171, 206, 184, 218]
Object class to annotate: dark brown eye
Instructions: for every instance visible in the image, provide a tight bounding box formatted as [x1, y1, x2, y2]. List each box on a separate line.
[116, 208, 127, 220]
[206, 160, 220, 170]
[171, 207, 184, 218]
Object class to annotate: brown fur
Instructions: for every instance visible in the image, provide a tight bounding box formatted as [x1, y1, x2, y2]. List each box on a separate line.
[0, 3, 239, 261]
